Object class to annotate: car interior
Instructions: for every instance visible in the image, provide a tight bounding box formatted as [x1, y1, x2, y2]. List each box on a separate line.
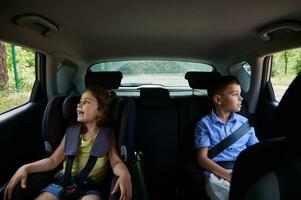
[1, 0, 301, 199]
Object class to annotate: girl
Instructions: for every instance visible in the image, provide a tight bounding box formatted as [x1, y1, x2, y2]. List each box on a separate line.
[4, 86, 132, 200]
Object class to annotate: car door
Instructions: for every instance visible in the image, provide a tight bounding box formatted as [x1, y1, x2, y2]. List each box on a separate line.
[0, 48, 46, 186]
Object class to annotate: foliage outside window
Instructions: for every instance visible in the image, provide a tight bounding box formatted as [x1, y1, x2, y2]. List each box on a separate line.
[271, 48, 301, 101]
[0, 41, 35, 113]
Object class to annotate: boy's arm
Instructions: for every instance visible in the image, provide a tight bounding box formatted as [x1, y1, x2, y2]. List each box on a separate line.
[197, 147, 232, 182]
[246, 127, 259, 146]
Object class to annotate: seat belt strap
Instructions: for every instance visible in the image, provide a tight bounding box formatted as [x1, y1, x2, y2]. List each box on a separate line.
[64, 155, 75, 186]
[63, 126, 113, 186]
[77, 156, 97, 181]
[208, 121, 251, 159]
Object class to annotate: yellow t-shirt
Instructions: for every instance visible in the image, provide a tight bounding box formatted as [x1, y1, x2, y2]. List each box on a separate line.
[60, 133, 110, 182]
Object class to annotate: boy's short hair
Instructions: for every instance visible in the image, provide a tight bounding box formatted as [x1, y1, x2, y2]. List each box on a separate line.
[207, 75, 241, 101]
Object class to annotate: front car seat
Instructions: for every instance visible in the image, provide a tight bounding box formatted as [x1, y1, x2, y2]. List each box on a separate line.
[229, 72, 301, 200]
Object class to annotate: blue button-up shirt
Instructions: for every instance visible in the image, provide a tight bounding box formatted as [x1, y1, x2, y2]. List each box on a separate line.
[195, 110, 259, 162]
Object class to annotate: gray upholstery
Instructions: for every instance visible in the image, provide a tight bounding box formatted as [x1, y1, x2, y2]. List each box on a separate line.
[244, 172, 280, 200]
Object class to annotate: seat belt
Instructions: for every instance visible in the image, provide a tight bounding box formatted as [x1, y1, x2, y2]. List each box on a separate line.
[63, 124, 114, 189]
[208, 121, 251, 159]
[130, 151, 150, 200]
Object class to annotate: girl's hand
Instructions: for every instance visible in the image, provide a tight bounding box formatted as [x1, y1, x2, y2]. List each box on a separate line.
[111, 173, 132, 200]
[3, 166, 28, 200]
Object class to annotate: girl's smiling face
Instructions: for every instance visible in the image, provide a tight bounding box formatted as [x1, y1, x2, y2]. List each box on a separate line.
[77, 90, 102, 124]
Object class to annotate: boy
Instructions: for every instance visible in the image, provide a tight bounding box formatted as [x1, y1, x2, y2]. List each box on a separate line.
[194, 75, 258, 200]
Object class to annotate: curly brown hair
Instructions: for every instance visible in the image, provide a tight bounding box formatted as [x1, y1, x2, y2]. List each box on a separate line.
[86, 85, 116, 127]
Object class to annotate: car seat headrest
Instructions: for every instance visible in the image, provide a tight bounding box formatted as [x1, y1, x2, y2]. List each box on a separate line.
[139, 88, 170, 107]
[185, 71, 221, 89]
[62, 96, 80, 125]
[85, 71, 123, 89]
[273, 72, 301, 143]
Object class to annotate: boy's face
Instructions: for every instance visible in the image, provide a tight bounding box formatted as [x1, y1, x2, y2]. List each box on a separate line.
[215, 83, 243, 113]
[77, 90, 102, 123]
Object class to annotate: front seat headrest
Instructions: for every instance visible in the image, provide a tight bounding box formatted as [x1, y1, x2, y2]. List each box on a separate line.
[185, 71, 221, 89]
[139, 88, 170, 107]
[85, 71, 123, 90]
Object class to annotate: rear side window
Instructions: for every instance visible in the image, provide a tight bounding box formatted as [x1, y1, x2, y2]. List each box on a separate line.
[57, 61, 78, 95]
[0, 41, 35, 113]
[271, 48, 301, 102]
[90, 60, 214, 88]
[229, 61, 251, 92]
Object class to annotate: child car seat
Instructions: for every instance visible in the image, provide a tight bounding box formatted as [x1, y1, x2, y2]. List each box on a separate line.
[7, 71, 128, 200]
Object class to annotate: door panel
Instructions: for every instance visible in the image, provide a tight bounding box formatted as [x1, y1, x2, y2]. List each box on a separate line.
[255, 82, 279, 140]
[0, 102, 45, 185]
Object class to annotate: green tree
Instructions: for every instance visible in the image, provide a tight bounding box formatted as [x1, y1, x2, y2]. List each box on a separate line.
[5, 43, 35, 92]
[0, 42, 8, 88]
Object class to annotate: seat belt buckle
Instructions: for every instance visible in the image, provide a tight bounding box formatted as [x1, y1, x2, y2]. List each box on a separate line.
[64, 185, 79, 199]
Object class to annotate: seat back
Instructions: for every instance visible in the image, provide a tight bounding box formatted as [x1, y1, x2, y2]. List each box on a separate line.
[180, 71, 221, 162]
[229, 72, 301, 200]
[176, 71, 220, 198]
[134, 88, 178, 199]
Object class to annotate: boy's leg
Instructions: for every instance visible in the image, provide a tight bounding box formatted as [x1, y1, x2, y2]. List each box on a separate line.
[204, 173, 230, 200]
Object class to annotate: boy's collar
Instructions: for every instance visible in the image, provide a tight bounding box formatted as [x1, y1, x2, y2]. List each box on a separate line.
[210, 110, 237, 124]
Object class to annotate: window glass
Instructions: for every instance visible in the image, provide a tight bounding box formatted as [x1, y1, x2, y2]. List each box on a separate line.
[57, 61, 78, 95]
[229, 62, 251, 92]
[90, 60, 213, 88]
[271, 48, 301, 102]
[0, 41, 35, 113]
[242, 63, 251, 76]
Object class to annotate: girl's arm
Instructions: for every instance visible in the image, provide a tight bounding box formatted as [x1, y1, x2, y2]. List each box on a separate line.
[109, 135, 132, 200]
[197, 147, 232, 182]
[4, 135, 66, 200]
[26, 135, 66, 173]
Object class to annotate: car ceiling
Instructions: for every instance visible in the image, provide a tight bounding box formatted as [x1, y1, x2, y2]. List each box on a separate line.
[1, 0, 301, 66]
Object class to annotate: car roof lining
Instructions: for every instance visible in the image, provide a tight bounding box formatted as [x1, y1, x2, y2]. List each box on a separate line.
[1, 0, 301, 66]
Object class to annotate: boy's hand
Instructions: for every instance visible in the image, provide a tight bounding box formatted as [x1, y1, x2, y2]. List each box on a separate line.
[225, 170, 232, 182]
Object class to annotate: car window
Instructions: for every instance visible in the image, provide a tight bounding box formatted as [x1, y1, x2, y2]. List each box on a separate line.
[0, 41, 35, 113]
[242, 63, 251, 76]
[57, 61, 78, 95]
[229, 62, 251, 92]
[90, 60, 214, 88]
[271, 48, 301, 102]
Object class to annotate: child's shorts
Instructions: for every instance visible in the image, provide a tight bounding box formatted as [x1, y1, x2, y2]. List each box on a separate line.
[40, 173, 107, 200]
